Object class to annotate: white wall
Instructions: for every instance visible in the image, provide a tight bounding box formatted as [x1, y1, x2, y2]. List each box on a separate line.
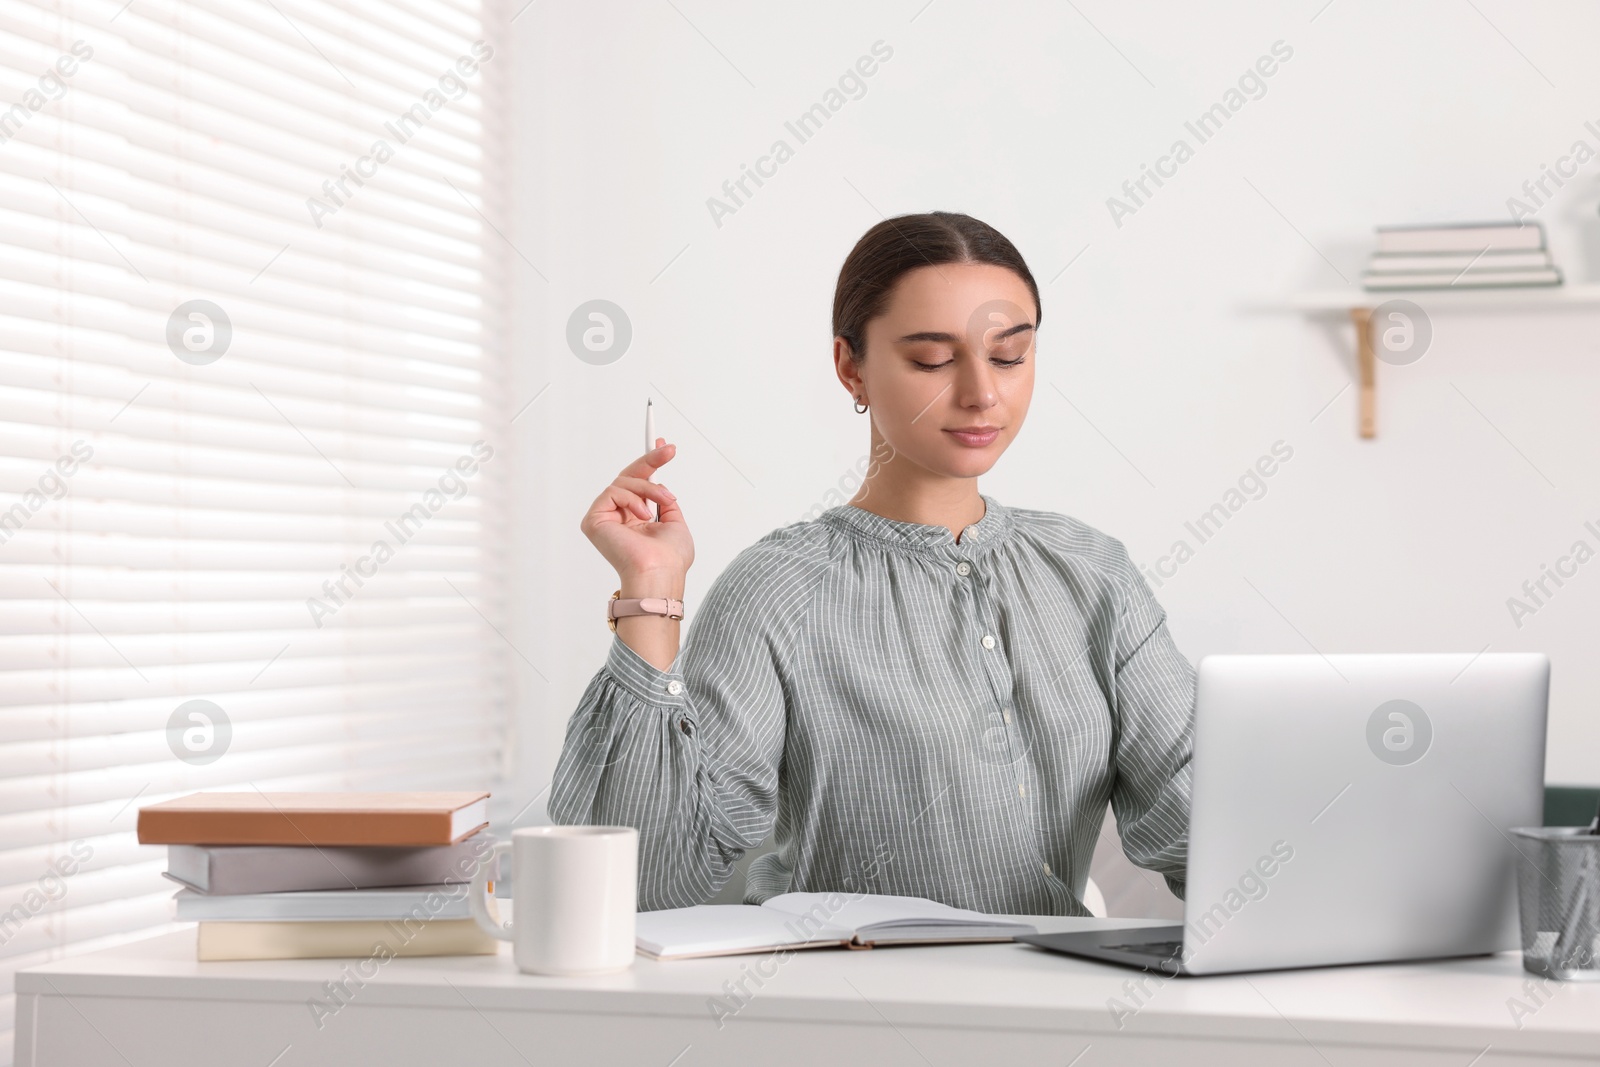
[502, 0, 1600, 821]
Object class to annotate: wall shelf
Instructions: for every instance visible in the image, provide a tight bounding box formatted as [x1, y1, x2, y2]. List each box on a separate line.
[1288, 284, 1600, 438]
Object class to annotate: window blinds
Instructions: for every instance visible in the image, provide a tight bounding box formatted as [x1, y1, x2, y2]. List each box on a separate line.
[0, 0, 510, 1059]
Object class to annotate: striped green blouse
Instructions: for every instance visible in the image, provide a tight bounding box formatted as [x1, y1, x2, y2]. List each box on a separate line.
[549, 494, 1196, 915]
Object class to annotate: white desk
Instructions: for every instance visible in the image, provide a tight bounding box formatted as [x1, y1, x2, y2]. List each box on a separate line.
[16, 917, 1600, 1066]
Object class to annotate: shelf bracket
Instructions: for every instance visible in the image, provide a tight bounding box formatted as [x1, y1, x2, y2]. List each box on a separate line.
[1349, 306, 1376, 439]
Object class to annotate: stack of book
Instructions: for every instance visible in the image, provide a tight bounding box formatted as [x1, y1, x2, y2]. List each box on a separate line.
[1362, 221, 1562, 290]
[137, 791, 500, 961]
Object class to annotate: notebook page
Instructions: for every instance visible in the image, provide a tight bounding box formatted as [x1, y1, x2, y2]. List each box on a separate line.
[635, 904, 852, 957]
[760, 892, 1021, 934]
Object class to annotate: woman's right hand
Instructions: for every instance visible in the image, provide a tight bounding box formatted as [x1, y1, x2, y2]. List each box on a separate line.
[581, 439, 694, 583]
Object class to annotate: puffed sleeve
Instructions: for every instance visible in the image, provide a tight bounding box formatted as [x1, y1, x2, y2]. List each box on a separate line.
[1104, 540, 1196, 900]
[547, 542, 797, 910]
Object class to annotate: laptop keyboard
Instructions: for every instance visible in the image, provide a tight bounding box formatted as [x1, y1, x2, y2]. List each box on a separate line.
[1101, 939, 1184, 958]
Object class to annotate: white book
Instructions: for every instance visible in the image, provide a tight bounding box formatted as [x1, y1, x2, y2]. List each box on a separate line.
[1375, 222, 1544, 254]
[1365, 250, 1551, 273]
[173, 884, 473, 922]
[1360, 267, 1562, 290]
[635, 893, 1037, 960]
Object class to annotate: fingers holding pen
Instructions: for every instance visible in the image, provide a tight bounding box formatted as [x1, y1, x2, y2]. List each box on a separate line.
[613, 474, 679, 522]
[581, 425, 693, 578]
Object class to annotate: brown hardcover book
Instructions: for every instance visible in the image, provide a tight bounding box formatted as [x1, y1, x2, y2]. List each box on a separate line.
[137, 792, 490, 847]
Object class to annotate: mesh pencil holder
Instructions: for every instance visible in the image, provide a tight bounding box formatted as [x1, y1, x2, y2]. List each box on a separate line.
[1512, 827, 1600, 980]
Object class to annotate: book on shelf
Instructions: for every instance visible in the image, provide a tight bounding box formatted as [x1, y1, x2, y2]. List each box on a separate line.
[137, 792, 490, 847]
[164, 838, 496, 895]
[634, 893, 1038, 960]
[1360, 267, 1562, 291]
[1365, 250, 1552, 273]
[196, 918, 499, 961]
[172, 884, 476, 923]
[1375, 221, 1545, 254]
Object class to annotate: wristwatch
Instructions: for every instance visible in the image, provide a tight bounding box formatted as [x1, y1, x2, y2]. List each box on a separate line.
[607, 589, 685, 632]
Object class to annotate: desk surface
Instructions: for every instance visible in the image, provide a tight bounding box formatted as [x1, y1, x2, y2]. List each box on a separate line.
[16, 916, 1600, 1066]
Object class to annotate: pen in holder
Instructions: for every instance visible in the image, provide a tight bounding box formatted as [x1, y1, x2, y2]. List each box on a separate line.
[1511, 826, 1600, 980]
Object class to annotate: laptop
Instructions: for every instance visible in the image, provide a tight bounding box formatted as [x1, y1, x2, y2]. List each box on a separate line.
[1018, 652, 1549, 976]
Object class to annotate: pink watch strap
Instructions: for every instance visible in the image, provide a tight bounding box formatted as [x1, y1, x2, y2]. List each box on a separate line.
[608, 595, 685, 622]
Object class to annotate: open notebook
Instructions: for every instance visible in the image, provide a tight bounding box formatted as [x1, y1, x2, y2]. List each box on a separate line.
[635, 893, 1037, 960]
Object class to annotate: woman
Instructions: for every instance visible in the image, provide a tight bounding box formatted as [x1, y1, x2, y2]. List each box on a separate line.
[551, 211, 1195, 916]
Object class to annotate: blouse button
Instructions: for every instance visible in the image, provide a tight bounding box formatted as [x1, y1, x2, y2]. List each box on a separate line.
[981, 634, 996, 650]
[666, 680, 684, 695]
[955, 562, 971, 576]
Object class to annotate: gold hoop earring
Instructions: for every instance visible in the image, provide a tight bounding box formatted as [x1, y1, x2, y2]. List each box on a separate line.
[853, 396, 868, 414]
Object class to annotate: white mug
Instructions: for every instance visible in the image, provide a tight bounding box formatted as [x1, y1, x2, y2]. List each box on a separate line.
[469, 825, 638, 975]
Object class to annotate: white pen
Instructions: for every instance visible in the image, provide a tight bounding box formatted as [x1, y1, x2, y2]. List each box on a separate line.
[644, 398, 658, 522]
